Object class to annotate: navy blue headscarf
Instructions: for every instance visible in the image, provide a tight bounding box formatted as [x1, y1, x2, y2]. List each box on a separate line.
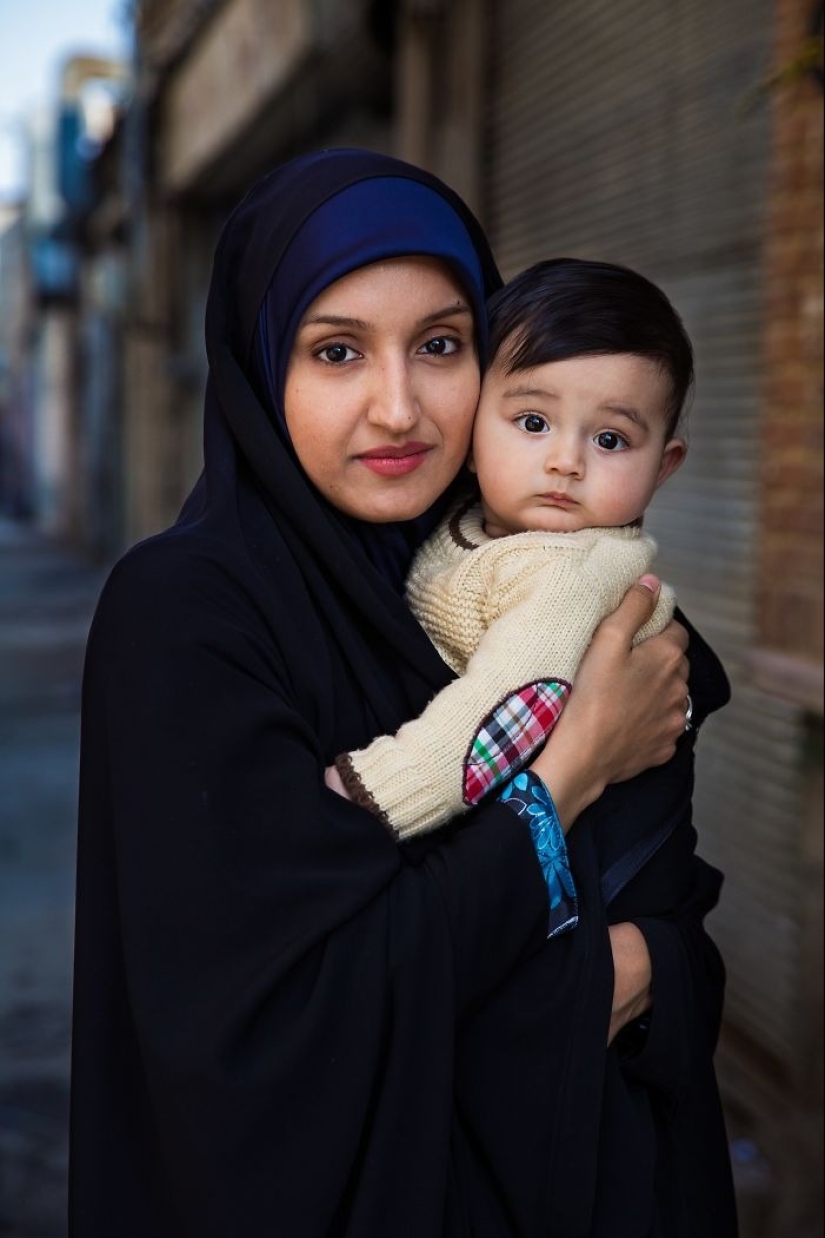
[180, 149, 501, 644]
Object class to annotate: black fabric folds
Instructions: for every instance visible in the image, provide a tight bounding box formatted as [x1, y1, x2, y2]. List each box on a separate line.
[69, 149, 736, 1237]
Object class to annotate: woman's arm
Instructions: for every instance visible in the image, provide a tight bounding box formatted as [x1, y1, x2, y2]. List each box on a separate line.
[618, 855, 727, 1096]
[608, 922, 653, 1044]
[528, 578, 690, 827]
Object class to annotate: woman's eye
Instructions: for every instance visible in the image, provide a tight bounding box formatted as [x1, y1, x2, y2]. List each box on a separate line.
[420, 336, 459, 356]
[595, 430, 628, 451]
[516, 413, 550, 434]
[317, 343, 359, 364]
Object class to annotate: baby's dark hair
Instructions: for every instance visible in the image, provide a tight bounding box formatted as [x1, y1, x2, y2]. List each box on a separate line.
[487, 258, 694, 436]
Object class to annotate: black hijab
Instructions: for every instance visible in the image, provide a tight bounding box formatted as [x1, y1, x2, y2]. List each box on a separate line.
[179, 148, 501, 595]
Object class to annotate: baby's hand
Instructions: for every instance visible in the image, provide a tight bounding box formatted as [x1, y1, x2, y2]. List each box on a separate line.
[325, 764, 351, 800]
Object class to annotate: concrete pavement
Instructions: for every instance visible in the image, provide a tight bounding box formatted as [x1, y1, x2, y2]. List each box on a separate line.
[0, 520, 108, 1238]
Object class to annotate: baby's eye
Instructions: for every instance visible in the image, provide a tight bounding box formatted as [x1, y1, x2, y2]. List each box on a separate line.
[420, 336, 460, 356]
[515, 413, 550, 434]
[316, 343, 360, 364]
[595, 430, 629, 451]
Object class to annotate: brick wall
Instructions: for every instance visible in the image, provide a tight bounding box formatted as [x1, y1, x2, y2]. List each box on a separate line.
[759, 0, 824, 666]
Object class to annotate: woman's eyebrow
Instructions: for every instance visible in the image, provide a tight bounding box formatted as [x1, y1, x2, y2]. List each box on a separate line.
[419, 303, 473, 326]
[299, 304, 472, 331]
[299, 314, 370, 330]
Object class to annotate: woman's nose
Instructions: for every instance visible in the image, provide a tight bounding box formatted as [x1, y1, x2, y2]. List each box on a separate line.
[367, 358, 419, 432]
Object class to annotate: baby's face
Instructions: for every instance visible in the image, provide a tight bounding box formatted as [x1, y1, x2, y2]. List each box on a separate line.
[468, 352, 687, 538]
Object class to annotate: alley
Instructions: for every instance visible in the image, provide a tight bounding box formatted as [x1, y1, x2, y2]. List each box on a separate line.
[0, 521, 106, 1237]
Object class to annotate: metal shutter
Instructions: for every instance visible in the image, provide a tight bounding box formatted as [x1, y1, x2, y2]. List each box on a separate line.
[484, 0, 805, 1069]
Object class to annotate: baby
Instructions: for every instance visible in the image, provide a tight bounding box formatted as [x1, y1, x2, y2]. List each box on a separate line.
[335, 258, 722, 818]
[328, 259, 728, 940]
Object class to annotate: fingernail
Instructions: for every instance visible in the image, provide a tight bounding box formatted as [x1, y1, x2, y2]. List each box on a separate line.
[639, 574, 660, 592]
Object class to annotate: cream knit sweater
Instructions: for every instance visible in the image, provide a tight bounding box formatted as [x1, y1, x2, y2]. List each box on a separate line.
[337, 499, 674, 839]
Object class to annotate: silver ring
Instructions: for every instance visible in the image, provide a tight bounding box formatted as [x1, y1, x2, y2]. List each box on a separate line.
[684, 693, 694, 732]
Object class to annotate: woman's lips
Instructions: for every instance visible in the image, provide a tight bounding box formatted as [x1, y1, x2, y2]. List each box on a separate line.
[357, 443, 434, 477]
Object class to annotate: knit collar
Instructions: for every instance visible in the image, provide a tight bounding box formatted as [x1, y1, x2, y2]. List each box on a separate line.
[447, 496, 645, 551]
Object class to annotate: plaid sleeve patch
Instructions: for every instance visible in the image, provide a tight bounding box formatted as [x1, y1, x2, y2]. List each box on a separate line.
[463, 680, 571, 807]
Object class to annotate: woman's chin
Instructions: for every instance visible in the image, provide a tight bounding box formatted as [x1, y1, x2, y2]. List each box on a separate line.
[344, 495, 433, 524]
[339, 471, 459, 524]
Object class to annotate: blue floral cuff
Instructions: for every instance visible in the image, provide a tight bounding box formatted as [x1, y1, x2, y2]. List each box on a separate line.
[499, 771, 578, 938]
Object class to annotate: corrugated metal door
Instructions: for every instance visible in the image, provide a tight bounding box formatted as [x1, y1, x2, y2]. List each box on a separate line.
[484, 0, 806, 1073]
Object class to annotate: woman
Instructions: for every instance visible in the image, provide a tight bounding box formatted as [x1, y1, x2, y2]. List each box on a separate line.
[69, 149, 735, 1236]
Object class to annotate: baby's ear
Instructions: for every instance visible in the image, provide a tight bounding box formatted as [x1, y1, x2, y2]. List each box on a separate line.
[656, 437, 687, 488]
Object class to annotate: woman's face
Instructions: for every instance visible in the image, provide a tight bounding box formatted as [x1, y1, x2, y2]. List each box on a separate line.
[285, 256, 480, 522]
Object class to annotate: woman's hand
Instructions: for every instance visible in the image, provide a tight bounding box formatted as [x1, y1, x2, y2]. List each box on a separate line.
[325, 765, 351, 799]
[529, 576, 689, 828]
[608, 922, 653, 1044]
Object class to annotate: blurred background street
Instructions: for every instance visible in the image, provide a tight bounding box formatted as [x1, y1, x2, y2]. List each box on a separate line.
[0, 522, 104, 1235]
[0, 1, 822, 1235]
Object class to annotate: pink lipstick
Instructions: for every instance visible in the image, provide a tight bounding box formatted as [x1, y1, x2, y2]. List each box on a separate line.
[357, 443, 433, 477]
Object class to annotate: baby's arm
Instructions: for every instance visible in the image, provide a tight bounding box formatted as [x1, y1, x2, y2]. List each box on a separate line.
[331, 550, 674, 839]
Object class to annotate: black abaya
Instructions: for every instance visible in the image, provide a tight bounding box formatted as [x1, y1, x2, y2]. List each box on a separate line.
[69, 150, 737, 1237]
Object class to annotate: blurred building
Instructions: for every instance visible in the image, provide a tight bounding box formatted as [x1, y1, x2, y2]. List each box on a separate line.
[7, 0, 824, 1232]
[0, 203, 31, 517]
[0, 55, 129, 547]
[104, 0, 397, 549]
